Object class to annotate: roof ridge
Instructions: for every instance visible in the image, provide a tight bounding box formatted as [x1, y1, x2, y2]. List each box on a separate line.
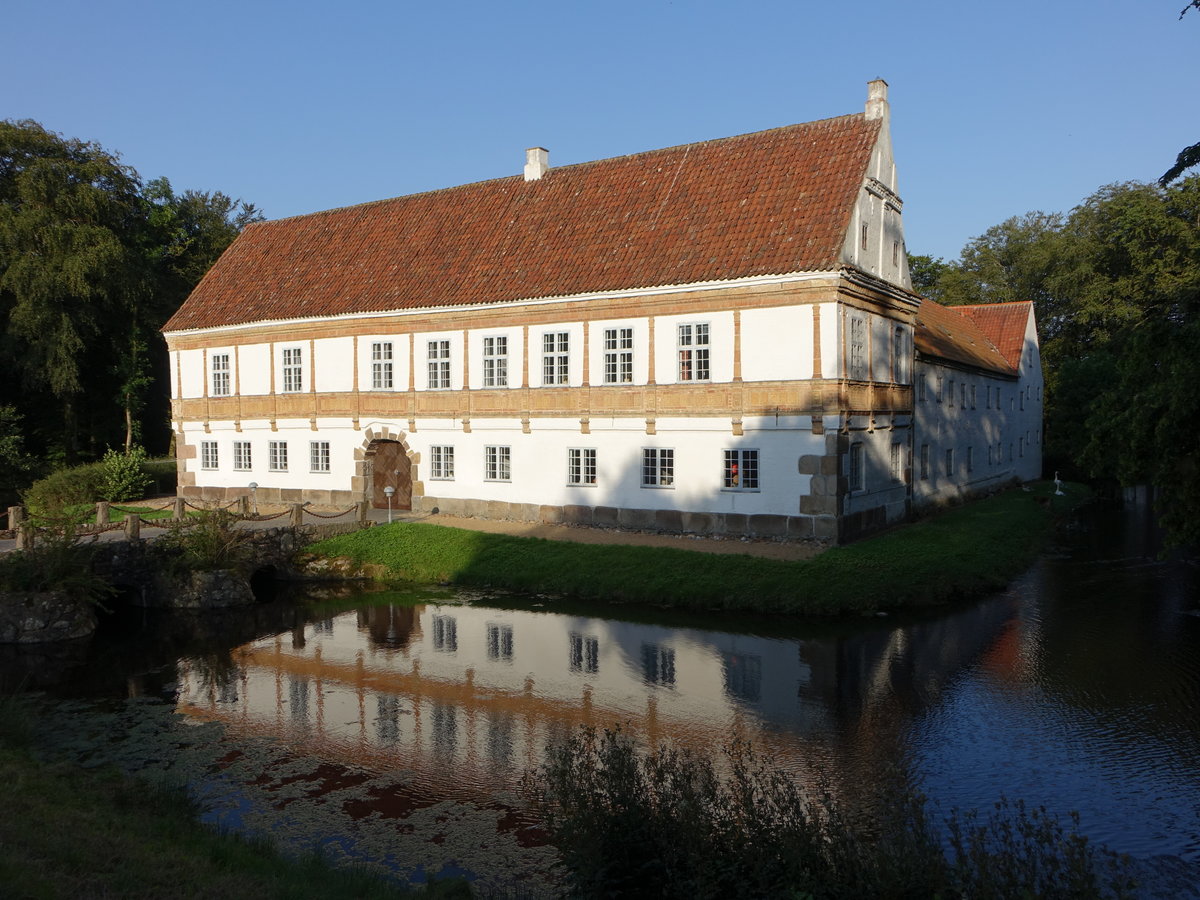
[257, 112, 873, 228]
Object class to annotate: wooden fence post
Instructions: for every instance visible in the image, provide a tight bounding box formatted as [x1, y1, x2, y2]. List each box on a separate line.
[173, 497, 185, 520]
[290, 503, 304, 527]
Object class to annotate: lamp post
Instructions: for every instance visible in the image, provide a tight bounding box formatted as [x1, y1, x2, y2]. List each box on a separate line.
[384, 485, 395, 524]
[248, 482, 258, 517]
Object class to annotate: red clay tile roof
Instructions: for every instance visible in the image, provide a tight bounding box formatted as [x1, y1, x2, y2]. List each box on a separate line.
[914, 298, 1021, 377]
[956, 302, 1033, 370]
[164, 114, 881, 332]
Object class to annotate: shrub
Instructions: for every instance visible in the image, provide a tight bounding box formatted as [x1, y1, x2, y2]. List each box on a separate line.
[99, 446, 154, 502]
[0, 527, 112, 605]
[151, 509, 253, 574]
[525, 726, 1135, 900]
[22, 462, 107, 520]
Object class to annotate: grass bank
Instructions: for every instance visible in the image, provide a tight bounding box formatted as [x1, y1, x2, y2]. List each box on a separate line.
[0, 701, 468, 899]
[308, 481, 1088, 616]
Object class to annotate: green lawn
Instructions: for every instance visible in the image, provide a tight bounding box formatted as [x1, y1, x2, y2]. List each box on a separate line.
[307, 482, 1088, 616]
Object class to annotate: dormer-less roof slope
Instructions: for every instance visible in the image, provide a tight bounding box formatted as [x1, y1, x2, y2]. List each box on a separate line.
[955, 302, 1033, 370]
[163, 114, 881, 333]
[914, 298, 1024, 378]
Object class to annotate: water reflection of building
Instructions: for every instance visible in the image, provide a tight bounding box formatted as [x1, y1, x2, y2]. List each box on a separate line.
[176, 597, 1015, 801]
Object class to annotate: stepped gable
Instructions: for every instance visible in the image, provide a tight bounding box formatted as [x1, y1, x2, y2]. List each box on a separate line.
[164, 114, 881, 332]
[914, 298, 1016, 377]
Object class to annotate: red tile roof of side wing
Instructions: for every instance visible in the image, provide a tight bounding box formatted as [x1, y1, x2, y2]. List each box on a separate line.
[914, 298, 1016, 377]
[955, 303, 1034, 369]
[163, 114, 881, 332]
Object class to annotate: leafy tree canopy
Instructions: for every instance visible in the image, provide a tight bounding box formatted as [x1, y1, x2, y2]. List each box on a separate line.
[912, 175, 1200, 546]
[0, 119, 258, 473]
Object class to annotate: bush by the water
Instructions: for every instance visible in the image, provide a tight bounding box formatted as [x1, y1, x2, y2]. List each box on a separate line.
[152, 509, 253, 573]
[0, 528, 111, 604]
[525, 726, 1135, 899]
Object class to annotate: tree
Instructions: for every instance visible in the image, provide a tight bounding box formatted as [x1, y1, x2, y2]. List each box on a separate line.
[1159, 2, 1200, 184]
[0, 120, 145, 459]
[0, 120, 259, 484]
[906, 253, 953, 302]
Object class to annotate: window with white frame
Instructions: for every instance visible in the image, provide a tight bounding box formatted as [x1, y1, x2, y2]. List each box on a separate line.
[484, 445, 511, 481]
[641, 448, 674, 487]
[427, 340, 451, 389]
[233, 441, 252, 471]
[918, 374, 927, 402]
[371, 341, 394, 389]
[603, 327, 633, 384]
[890, 442, 903, 482]
[920, 444, 929, 480]
[482, 335, 508, 388]
[282, 347, 303, 393]
[967, 446, 975, 473]
[310, 441, 330, 473]
[542, 332, 569, 385]
[970, 384, 977, 409]
[723, 449, 759, 490]
[849, 443, 865, 491]
[945, 448, 955, 478]
[211, 353, 230, 397]
[948, 380, 955, 408]
[269, 440, 288, 472]
[201, 441, 218, 470]
[568, 448, 597, 486]
[961, 382, 967, 408]
[429, 445, 455, 480]
[849, 316, 867, 380]
[677, 323, 710, 381]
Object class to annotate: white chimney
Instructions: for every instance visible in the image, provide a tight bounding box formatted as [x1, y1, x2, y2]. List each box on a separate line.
[524, 147, 549, 181]
[865, 79, 889, 121]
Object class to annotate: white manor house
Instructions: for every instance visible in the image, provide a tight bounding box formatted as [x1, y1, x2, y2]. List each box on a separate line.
[163, 81, 1043, 543]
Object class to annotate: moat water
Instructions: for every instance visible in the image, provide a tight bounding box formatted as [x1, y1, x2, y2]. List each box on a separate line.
[3, 499, 1198, 895]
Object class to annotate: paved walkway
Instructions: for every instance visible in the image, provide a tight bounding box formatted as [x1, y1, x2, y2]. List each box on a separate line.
[2, 503, 827, 562]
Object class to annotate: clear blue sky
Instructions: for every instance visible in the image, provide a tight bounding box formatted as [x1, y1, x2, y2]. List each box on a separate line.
[5, 0, 1196, 261]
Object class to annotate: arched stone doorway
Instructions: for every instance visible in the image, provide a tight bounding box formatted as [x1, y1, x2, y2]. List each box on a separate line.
[365, 439, 412, 510]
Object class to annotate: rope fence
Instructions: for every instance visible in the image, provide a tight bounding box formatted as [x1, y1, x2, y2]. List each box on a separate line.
[4, 496, 372, 550]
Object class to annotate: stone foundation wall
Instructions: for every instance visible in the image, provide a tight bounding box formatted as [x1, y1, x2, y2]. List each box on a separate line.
[414, 495, 830, 541]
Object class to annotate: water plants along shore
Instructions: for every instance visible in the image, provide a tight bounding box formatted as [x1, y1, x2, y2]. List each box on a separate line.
[306, 481, 1088, 616]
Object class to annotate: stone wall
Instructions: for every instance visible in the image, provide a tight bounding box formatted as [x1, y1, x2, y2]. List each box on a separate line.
[0, 591, 97, 644]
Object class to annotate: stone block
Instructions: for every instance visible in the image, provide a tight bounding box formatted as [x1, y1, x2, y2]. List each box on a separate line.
[655, 509, 684, 533]
[800, 494, 837, 516]
[813, 515, 838, 542]
[723, 514, 748, 535]
[748, 514, 788, 537]
[461, 498, 488, 518]
[539, 505, 564, 525]
[618, 507, 656, 530]
[513, 503, 539, 523]
[563, 505, 593, 526]
[798, 455, 821, 476]
[786, 516, 815, 539]
[820, 455, 840, 476]
[593, 506, 620, 527]
[486, 500, 511, 520]
[681, 511, 715, 534]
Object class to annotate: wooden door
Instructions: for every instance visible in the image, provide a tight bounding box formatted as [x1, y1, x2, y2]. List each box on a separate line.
[371, 441, 412, 509]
